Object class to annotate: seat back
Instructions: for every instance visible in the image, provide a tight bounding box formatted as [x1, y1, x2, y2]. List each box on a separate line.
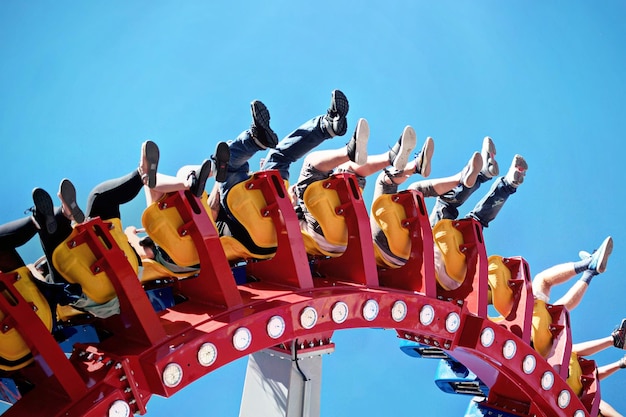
[487, 255, 515, 317]
[566, 352, 584, 397]
[531, 299, 554, 358]
[52, 218, 139, 304]
[301, 178, 349, 254]
[432, 219, 468, 290]
[371, 193, 411, 267]
[0, 267, 52, 371]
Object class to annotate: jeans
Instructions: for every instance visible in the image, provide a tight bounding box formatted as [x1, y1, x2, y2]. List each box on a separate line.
[430, 174, 517, 228]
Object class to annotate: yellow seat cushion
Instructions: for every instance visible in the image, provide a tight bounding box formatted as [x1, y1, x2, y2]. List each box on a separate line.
[371, 194, 410, 267]
[302, 180, 348, 249]
[531, 299, 554, 358]
[225, 180, 277, 249]
[432, 219, 467, 290]
[487, 255, 515, 317]
[52, 218, 139, 304]
[0, 267, 52, 371]
[566, 352, 584, 397]
[140, 259, 199, 282]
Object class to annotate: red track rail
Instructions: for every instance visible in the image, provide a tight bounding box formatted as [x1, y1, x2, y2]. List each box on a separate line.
[0, 171, 600, 417]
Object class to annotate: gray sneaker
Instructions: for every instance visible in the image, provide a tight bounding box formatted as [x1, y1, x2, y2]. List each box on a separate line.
[504, 154, 527, 187]
[413, 136, 435, 177]
[460, 152, 483, 188]
[481, 136, 499, 178]
[388, 125, 416, 170]
[346, 118, 369, 165]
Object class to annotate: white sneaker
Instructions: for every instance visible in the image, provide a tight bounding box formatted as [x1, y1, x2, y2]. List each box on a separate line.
[460, 152, 483, 188]
[346, 118, 369, 165]
[481, 136, 499, 178]
[389, 125, 416, 170]
[504, 154, 528, 187]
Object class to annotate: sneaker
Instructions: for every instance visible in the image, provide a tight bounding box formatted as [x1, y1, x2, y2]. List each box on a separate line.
[32, 188, 57, 234]
[388, 125, 417, 170]
[140, 140, 160, 188]
[59, 179, 85, 223]
[212, 141, 230, 183]
[413, 136, 435, 177]
[580, 236, 614, 274]
[620, 355, 626, 369]
[250, 100, 278, 149]
[325, 89, 349, 137]
[460, 152, 483, 188]
[346, 118, 369, 165]
[481, 136, 499, 178]
[612, 319, 626, 349]
[189, 159, 212, 198]
[504, 154, 527, 187]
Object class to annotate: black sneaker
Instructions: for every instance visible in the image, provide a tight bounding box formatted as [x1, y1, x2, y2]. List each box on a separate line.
[212, 141, 230, 183]
[59, 179, 85, 223]
[325, 89, 349, 136]
[250, 100, 278, 149]
[612, 319, 626, 349]
[32, 188, 57, 234]
[189, 159, 212, 198]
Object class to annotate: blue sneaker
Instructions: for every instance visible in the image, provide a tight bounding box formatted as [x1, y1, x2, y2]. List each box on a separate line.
[579, 236, 613, 274]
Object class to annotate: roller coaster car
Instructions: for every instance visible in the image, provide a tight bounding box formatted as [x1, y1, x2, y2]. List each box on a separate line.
[300, 172, 378, 286]
[567, 353, 601, 414]
[486, 256, 534, 344]
[370, 190, 436, 296]
[531, 299, 573, 379]
[0, 267, 53, 372]
[434, 357, 489, 397]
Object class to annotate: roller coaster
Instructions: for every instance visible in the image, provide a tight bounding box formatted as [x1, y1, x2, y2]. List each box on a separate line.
[0, 169, 601, 416]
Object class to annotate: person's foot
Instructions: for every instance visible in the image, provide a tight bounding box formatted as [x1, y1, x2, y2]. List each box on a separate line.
[32, 188, 57, 234]
[619, 355, 626, 369]
[481, 136, 499, 178]
[250, 100, 278, 149]
[325, 89, 349, 137]
[139, 140, 160, 188]
[460, 152, 483, 188]
[189, 159, 212, 198]
[346, 118, 369, 165]
[413, 136, 435, 177]
[388, 125, 417, 170]
[58, 179, 85, 223]
[579, 236, 614, 275]
[211, 141, 230, 183]
[612, 319, 626, 349]
[503, 154, 527, 187]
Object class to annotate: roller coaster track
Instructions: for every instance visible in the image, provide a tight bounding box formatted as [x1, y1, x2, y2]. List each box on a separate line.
[0, 171, 601, 417]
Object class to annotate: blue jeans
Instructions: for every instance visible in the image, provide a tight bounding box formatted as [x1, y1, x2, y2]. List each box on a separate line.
[261, 116, 333, 181]
[429, 174, 517, 228]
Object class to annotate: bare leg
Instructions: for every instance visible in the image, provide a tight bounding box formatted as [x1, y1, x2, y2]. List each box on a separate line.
[553, 280, 589, 310]
[339, 151, 393, 177]
[572, 336, 613, 356]
[599, 400, 624, 417]
[304, 148, 351, 172]
[532, 262, 578, 302]
[597, 356, 625, 381]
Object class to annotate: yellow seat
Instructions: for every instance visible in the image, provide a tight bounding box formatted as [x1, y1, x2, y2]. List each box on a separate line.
[371, 194, 410, 268]
[566, 352, 584, 397]
[487, 255, 515, 318]
[432, 219, 467, 290]
[140, 259, 199, 282]
[52, 218, 139, 304]
[301, 179, 348, 257]
[0, 267, 53, 371]
[531, 299, 554, 358]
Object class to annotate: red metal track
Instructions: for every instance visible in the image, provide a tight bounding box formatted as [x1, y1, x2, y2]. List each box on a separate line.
[0, 171, 600, 417]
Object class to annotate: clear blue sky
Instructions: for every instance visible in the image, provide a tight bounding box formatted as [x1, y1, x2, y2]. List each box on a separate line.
[1, 1, 625, 416]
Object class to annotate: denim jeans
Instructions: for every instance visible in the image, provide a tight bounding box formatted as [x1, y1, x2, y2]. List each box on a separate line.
[429, 174, 517, 228]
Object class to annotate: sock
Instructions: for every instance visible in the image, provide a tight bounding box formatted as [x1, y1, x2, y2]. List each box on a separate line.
[573, 258, 591, 274]
[580, 270, 595, 285]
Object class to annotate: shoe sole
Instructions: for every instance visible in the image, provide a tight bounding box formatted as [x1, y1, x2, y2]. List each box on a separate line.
[594, 236, 613, 273]
[32, 188, 57, 234]
[392, 126, 416, 170]
[331, 89, 349, 117]
[213, 141, 230, 183]
[193, 159, 212, 198]
[59, 179, 85, 223]
[143, 140, 160, 188]
[481, 136, 499, 177]
[353, 118, 369, 165]
[417, 136, 434, 177]
[251, 100, 278, 148]
[462, 152, 483, 188]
